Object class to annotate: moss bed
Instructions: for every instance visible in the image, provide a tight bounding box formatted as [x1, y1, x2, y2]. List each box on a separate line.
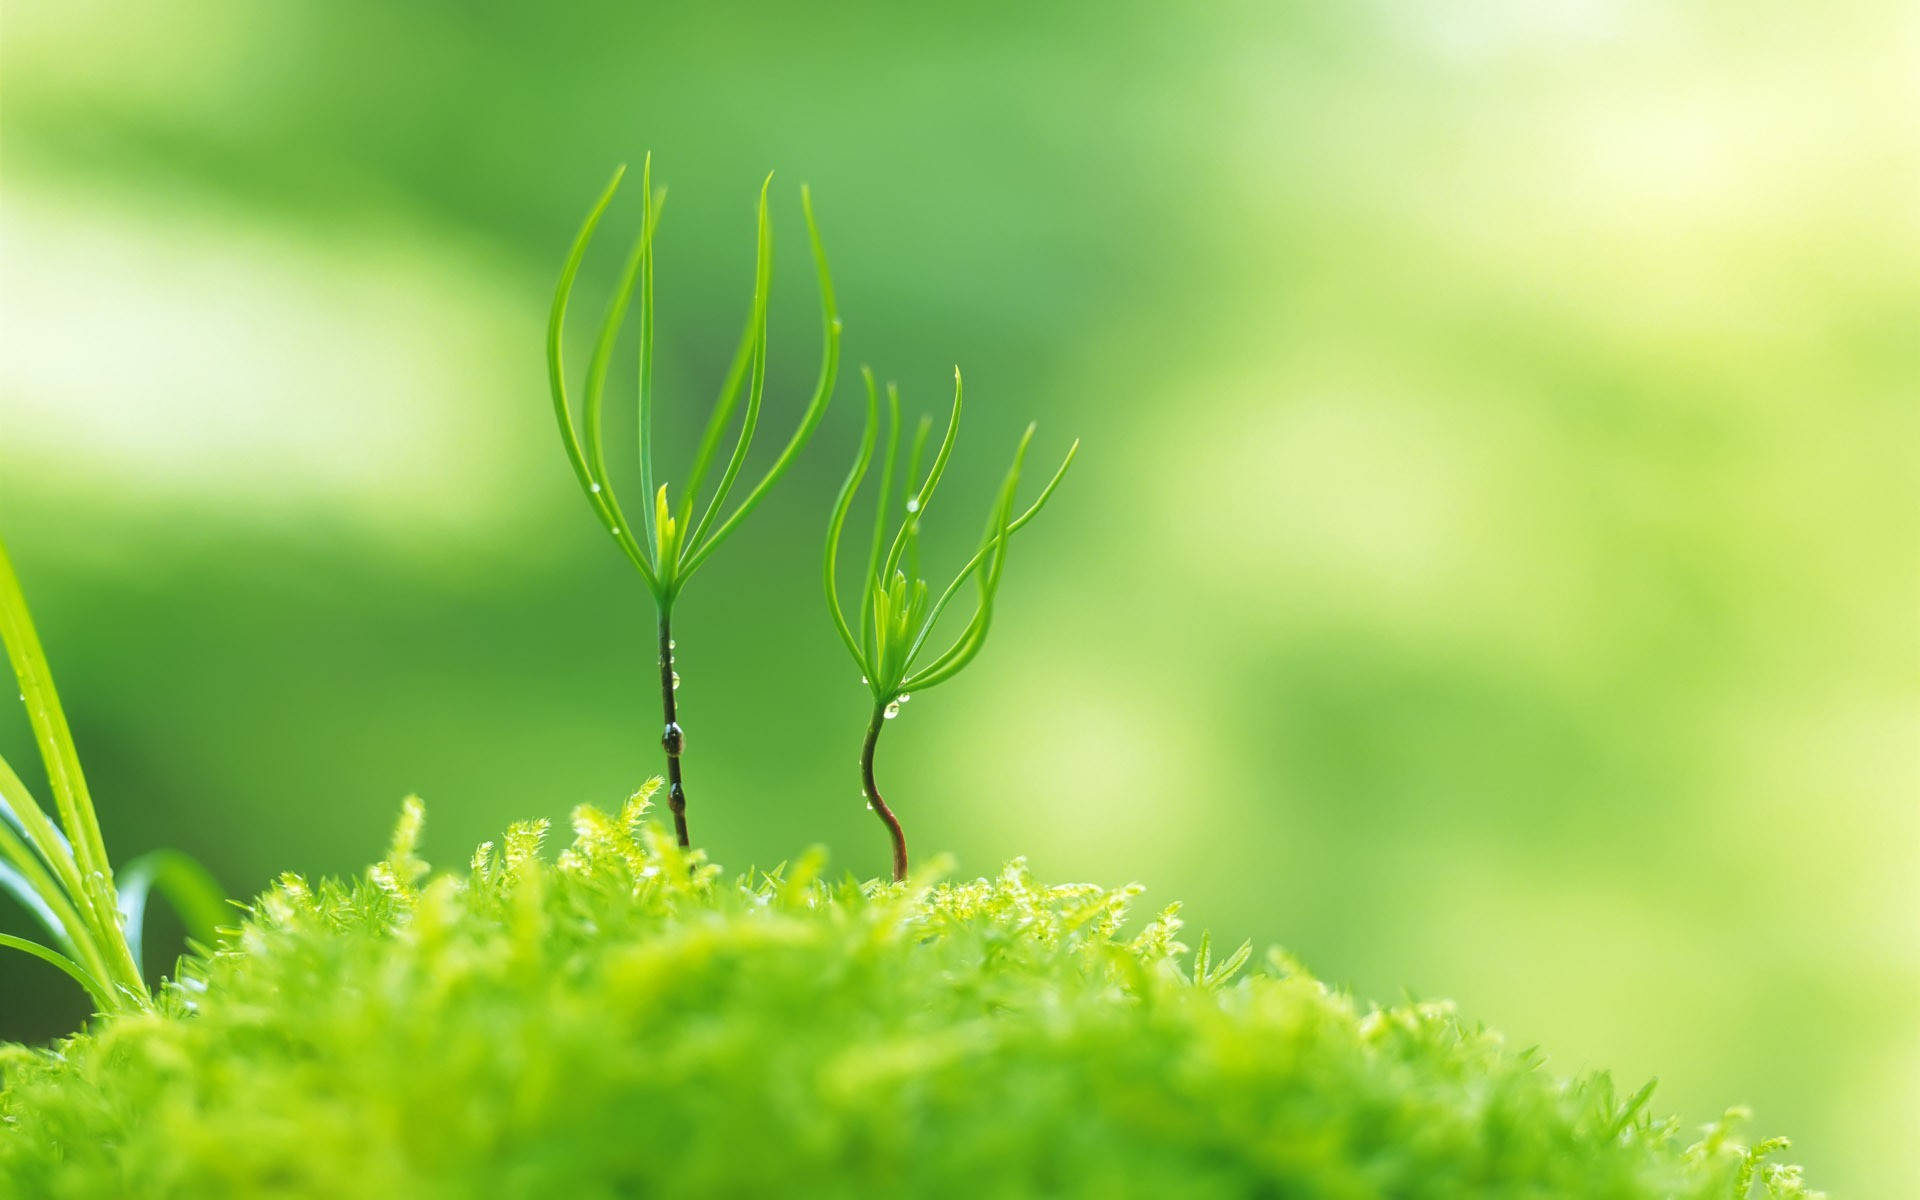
[0, 793, 1816, 1198]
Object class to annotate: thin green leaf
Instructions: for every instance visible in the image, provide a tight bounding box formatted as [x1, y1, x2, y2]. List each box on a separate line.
[0, 813, 99, 974]
[881, 370, 962, 584]
[0, 758, 79, 905]
[0, 860, 75, 958]
[582, 173, 668, 587]
[901, 427, 1029, 692]
[0, 537, 145, 998]
[116, 848, 229, 972]
[861, 383, 902, 668]
[683, 173, 775, 547]
[823, 370, 880, 671]
[0, 932, 115, 1014]
[902, 370, 963, 532]
[636, 156, 663, 554]
[906, 438, 1078, 666]
[685, 175, 775, 570]
[678, 183, 842, 581]
[0, 539, 111, 896]
[545, 166, 661, 592]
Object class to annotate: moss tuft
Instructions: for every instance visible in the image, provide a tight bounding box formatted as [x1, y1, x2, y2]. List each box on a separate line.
[1, 793, 1817, 1198]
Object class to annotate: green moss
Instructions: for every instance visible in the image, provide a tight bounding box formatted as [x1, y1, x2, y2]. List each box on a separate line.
[0, 792, 1815, 1199]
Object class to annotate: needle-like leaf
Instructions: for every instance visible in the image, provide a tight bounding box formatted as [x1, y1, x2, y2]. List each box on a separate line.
[683, 175, 775, 548]
[824, 374, 880, 671]
[906, 438, 1078, 666]
[678, 183, 842, 580]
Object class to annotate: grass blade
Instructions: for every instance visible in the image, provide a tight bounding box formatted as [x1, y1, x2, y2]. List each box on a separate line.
[0, 859, 76, 957]
[0, 932, 114, 1013]
[116, 848, 229, 972]
[0, 539, 112, 895]
[0, 537, 146, 1000]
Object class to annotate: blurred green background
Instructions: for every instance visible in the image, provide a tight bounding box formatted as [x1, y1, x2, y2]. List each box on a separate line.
[2, 1, 1915, 1192]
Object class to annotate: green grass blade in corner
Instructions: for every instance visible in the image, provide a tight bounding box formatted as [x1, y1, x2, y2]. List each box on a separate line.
[116, 849, 229, 972]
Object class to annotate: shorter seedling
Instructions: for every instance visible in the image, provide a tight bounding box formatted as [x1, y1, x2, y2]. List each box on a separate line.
[824, 368, 1076, 880]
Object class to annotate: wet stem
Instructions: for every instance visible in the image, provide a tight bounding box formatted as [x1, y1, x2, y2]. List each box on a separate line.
[657, 611, 689, 848]
[861, 702, 908, 882]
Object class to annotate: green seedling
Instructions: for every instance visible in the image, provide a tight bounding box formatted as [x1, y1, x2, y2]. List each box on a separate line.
[824, 368, 1076, 880]
[0, 536, 226, 1014]
[548, 157, 842, 848]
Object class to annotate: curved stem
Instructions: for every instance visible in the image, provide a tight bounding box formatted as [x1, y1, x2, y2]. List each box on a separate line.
[657, 611, 690, 848]
[860, 704, 907, 882]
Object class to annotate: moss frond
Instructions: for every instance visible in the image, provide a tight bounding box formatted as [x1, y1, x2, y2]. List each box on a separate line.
[0, 800, 1818, 1200]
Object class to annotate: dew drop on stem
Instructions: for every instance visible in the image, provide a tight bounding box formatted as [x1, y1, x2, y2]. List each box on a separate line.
[883, 701, 901, 719]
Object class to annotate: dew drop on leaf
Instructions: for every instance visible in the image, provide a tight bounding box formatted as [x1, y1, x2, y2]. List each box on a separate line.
[590, 482, 603, 493]
[905, 498, 920, 513]
[672, 672, 681, 690]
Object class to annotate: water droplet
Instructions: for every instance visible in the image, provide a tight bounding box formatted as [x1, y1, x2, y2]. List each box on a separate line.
[668, 639, 677, 650]
[590, 482, 603, 494]
[898, 693, 912, 704]
[611, 526, 621, 536]
[661, 722, 685, 754]
[859, 675, 868, 685]
[671, 672, 681, 690]
[883, 701, 901, 719]
[865, 802, 875, 811]
[905, 498, 920, 513]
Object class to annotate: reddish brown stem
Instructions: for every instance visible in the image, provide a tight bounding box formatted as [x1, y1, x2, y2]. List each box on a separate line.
[860, 704, 907, 882]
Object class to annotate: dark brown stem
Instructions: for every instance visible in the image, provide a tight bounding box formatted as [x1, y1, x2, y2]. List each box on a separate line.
[861, 703, 907, 882]
[658, 611, 689, 848]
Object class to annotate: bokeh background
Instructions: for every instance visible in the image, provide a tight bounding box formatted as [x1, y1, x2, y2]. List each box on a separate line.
[3, 1, 1915, 1192]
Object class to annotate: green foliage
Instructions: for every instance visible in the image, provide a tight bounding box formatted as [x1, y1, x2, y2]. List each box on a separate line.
[0, 537, 224, 1017]
[0, 798, 1817, 1199]
[547, 156, 841, 607]
[547, 157, 842, 849]
[824, 367, 1076, 709]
